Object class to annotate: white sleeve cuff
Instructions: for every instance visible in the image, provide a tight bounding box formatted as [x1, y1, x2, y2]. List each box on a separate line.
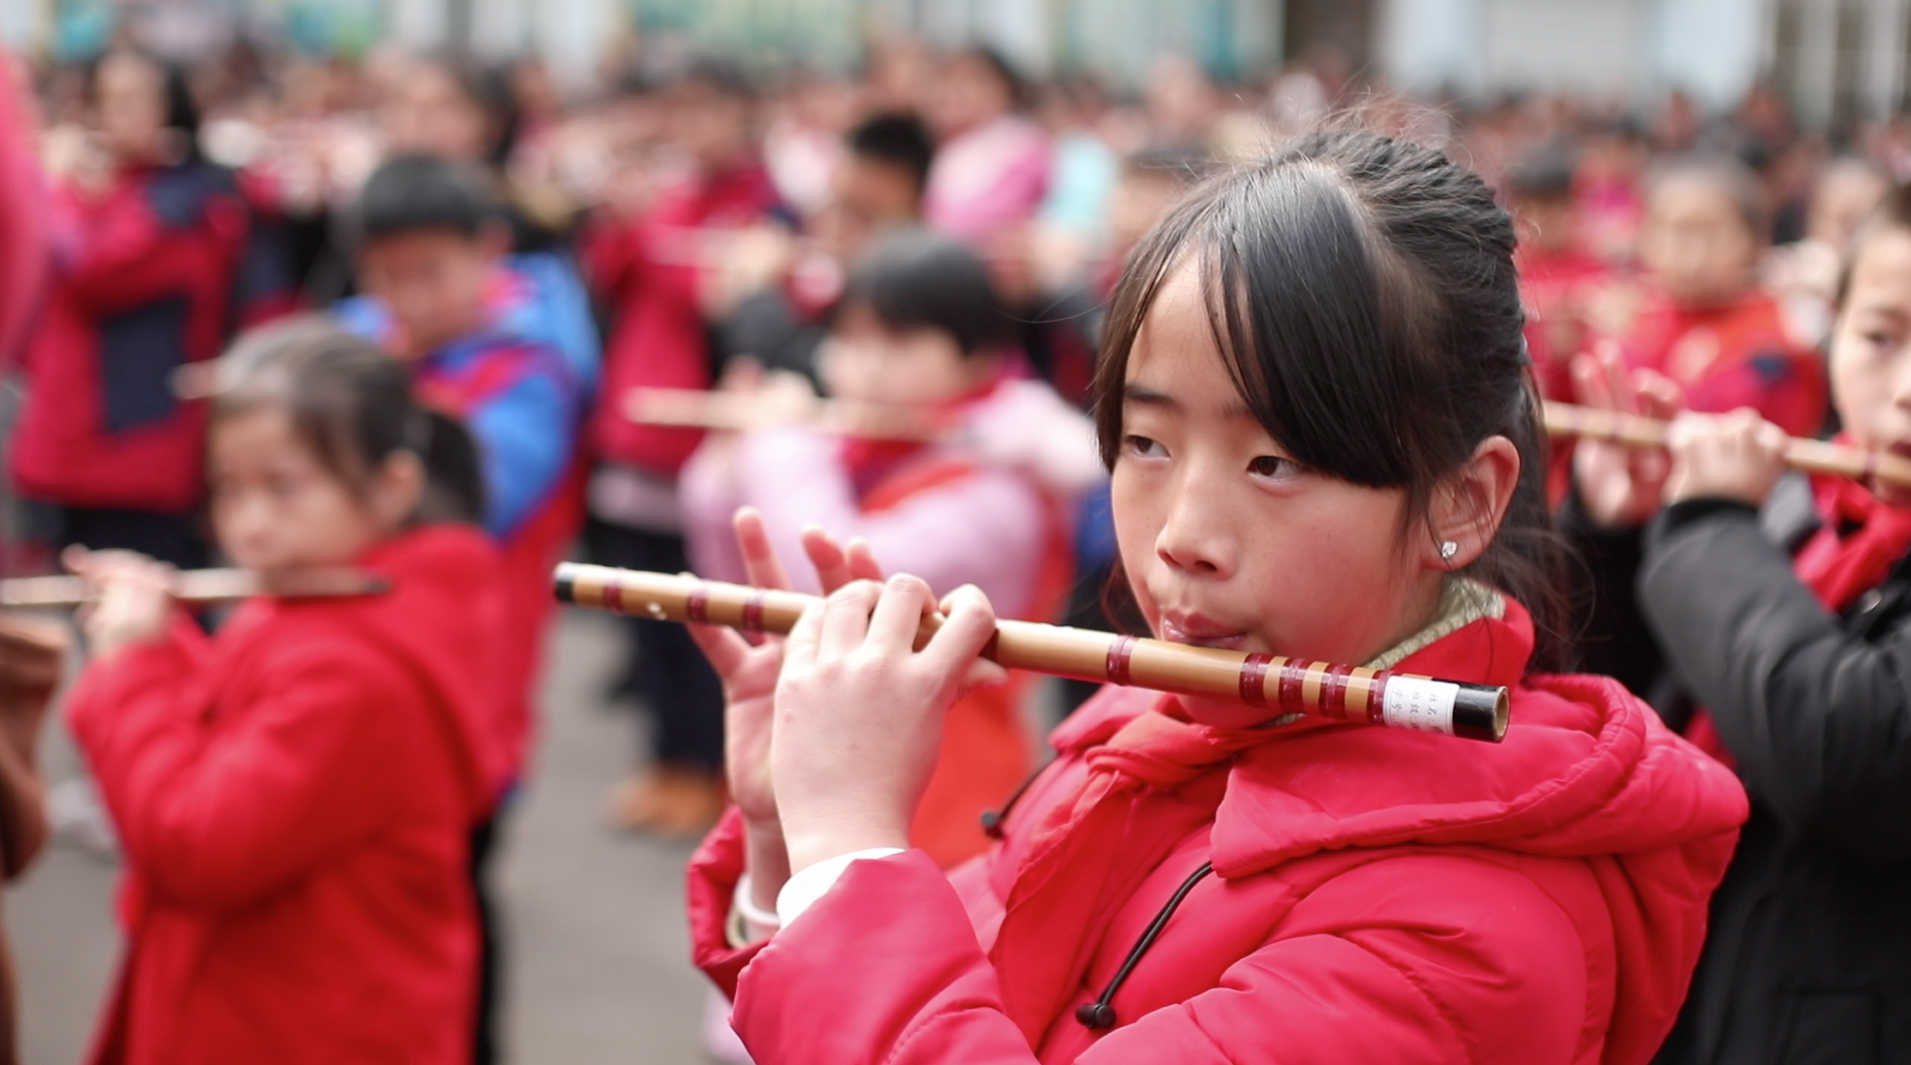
[775, 847, 907, 926]
[729, 872, 782, 945]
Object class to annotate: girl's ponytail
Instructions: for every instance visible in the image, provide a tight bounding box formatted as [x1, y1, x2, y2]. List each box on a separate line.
[411, 407, 487, 527]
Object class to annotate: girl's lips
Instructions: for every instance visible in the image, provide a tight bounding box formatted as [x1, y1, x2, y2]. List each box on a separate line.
[1158, 616, 1250, 651]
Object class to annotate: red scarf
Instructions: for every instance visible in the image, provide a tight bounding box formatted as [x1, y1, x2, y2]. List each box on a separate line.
[1684, 468, 1911, 762]
[987, 701, 1277, 1043]
[838, 370, 1011, 493]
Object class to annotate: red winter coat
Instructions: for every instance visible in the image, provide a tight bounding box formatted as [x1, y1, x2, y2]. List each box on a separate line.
[0, 55, 44, 366]
[66, 526, 505, 1065]
[583, 164, 779, 476]
[8, 162, 282, 513]
[688, 599, 1748, 1064]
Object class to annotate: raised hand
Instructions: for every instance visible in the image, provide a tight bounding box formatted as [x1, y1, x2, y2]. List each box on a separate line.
[1571, 342, 1684, 527]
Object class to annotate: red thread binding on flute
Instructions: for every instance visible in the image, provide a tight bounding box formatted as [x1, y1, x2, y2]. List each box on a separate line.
[602, 581, 624, 612]
[1238, 654, 1271, 705]
[1276, 659, 1307, 714]
[685, 589, 710, 624]
[1324, 664, 1351, 720]
[741, 593, 766, 633]
[1106, 636, 1136, 685]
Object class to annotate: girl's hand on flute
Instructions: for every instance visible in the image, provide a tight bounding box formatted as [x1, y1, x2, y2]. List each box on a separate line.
[1571, 342, 1683, 527]
[62, 547, 174, 661]
[1663, 408, 1790, 507]
[685, 509, 881, 902]
[771, 577, 999, 875]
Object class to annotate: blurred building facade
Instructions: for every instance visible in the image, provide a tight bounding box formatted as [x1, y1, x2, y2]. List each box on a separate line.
[3, 0, 1909, 130]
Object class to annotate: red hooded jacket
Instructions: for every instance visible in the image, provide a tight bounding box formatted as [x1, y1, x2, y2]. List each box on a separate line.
[66, 526, 506, 1065]
[688, 598, 1748, 1064]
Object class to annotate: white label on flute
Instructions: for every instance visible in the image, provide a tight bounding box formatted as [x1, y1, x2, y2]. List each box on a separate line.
[1381, 678, 1460, 734]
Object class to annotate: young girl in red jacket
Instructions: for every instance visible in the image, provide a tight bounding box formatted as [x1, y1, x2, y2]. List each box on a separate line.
[61, 320, 505, 1065]
[683, 130, 1750, 1064]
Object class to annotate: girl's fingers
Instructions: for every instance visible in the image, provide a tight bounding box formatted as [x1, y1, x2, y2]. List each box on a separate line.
[920, 584, 998, 677]
[845, 538, 885, 582]
[819, 580, 881, 656]
[733, 507, 792, 591]
[686, 620, 751, 676]
[784, 599, 825, 670]
[866, 574, 932, 650]
[801, 526, 857, 592]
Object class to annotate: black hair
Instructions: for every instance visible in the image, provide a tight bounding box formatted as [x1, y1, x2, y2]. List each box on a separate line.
[1506, 142, 1578, 202]
[209, 317, 485, 527]
[1092, 129, 1567, 670]
[835, 229, 1015, 357]
[354, 153, 500, 244]
[845, 111, 935, 197]
[1647, 154, 1770, 239]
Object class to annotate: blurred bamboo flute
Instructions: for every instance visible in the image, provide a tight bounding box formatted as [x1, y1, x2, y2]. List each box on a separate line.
[624, 387, 945, 442]
[554, 563, 1509, 742]
[0, 568, 388, 609]
[1544, 402, 1911, 490]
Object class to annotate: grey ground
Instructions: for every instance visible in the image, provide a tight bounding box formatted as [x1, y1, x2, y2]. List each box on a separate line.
[7, 607, 713, 1065]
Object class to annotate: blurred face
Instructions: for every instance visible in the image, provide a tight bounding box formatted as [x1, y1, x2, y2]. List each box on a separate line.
[96, 53, 170, 164]
[815, 155, 921, 262]
[385, 66, 491, 163]
[819, 303, 992, 406]
[357, 230, 497, 357]
[1110, 264, 1442, 724]
[1809, 167, 1888, 250]
[671, 82, 752, 172]
[926, 54, 1011, 139]
[1640, 175, 1759, 307]
[1830, 226, 1911, 505]
[209, 409, 393, 579]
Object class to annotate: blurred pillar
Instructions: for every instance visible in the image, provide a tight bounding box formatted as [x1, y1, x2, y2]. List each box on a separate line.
[1861, 0, 1905, 120]
[1652, 0, 1768, 111]
[1377, 0, 1484, 97]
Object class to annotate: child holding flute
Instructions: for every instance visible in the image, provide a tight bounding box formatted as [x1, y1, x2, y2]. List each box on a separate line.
[58, 322, 505, 1065]
[680, 229, 1074, 865]
[682, 130, 1747, 1064]
[1568, 183, 1911, 1065]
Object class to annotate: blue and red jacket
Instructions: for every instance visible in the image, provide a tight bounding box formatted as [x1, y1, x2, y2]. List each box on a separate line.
[8, 162, 296, 513]
[337, 268, 588, 782]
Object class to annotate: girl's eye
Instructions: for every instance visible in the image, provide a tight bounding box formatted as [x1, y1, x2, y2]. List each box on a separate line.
[1865, 331, 1900, 351]
[1247, 455, 1302, 481]
[1122, 434, 1167, 459]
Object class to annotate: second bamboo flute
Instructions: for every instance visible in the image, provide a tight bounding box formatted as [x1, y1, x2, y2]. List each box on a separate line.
[554, 563, 1509, 743]
[1544, 402, 1911, 490]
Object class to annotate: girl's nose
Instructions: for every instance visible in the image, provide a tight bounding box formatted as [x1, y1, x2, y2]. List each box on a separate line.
[1153, 476, 1235, 579]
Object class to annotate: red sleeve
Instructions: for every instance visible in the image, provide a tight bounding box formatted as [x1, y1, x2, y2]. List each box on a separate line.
[722, 854, 1589, 1065]
[0, 56, 45, 363]
[686, 806, 772, 997]
[66, 627, 430, 911]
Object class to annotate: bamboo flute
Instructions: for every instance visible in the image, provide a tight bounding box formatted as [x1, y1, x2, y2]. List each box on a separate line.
[553, 563, 1510, 743]
[1543, 402, 1911, 490]
[0, 568, 388, 609]
[624, 387, 945, 443]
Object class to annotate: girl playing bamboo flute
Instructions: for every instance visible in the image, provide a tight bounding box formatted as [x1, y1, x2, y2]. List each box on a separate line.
[683, 130, 1749, 1064]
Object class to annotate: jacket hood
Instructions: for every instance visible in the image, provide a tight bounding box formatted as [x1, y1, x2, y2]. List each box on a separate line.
[342, 524, 510, 813]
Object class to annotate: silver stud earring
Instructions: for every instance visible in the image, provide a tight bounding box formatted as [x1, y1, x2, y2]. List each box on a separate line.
[1439, 540, 1459, 562]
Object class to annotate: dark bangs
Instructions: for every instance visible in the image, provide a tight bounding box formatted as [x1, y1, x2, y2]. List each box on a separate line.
[1093, 159, 1452, 498]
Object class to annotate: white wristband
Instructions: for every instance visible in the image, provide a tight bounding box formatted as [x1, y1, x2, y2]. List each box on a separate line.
[731, 873, 781, 943]
[775, 848, 906, 926]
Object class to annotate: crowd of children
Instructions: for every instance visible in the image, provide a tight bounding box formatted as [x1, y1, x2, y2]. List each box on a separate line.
[3, 20, 1911, 1065]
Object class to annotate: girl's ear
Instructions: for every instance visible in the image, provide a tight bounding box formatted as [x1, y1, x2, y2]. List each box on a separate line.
[369, 451, 427, 531]
[1425, 434, 1521, 571]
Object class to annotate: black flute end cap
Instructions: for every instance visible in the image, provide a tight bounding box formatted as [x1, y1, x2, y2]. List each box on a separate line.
[1450, 685, 1510, 743]
[552, 563, 579, 605]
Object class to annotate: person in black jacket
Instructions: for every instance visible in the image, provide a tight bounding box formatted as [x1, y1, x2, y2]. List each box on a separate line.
[1566, 182, 1911, 1065]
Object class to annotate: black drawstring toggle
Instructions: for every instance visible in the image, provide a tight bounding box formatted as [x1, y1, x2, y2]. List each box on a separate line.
[1073, 861, 1215, 1032]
